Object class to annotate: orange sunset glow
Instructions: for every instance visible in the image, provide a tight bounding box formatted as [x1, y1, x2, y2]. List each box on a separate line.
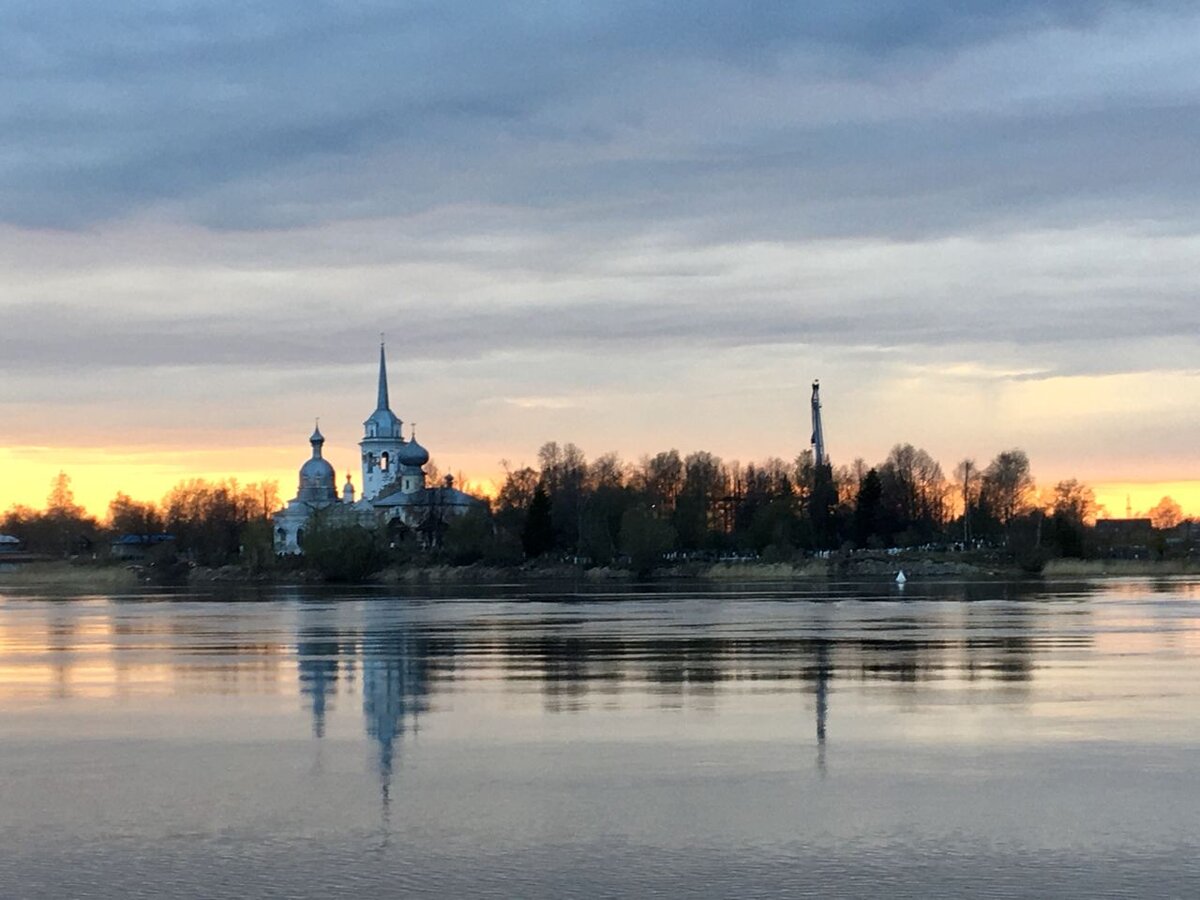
[4, 444, 1197, 524]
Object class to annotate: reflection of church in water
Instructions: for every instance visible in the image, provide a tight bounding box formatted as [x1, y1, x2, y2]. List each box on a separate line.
[296, 608, 432, 807]
[360, 627, 432, 806]
[274, 343, 483, 553]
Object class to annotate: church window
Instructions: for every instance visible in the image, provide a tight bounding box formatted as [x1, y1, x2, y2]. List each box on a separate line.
[381, 452, 389, 472]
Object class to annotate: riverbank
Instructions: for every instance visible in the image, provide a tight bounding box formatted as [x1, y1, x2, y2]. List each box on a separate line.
[1042, 558, 1200, 577]
[0, 561, 141, 591]
[3, 555, 1197, 591]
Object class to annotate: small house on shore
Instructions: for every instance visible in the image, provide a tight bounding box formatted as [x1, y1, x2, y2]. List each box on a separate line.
[111, 533, 176, 561]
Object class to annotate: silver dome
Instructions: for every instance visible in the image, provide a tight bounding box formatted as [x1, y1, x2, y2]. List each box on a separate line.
[397, 437, 429, 467]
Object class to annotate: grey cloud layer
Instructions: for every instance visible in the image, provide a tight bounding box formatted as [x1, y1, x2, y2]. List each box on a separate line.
[4, 279, 1196, 380]
[2, 1, 1195, 233]
[4, 1, 1200, 475]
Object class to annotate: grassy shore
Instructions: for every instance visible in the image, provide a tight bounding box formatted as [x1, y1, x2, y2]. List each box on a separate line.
[3, 556, 1197, 592]
[0, 560, 141, 591]
[1042, 558, 1199, 577]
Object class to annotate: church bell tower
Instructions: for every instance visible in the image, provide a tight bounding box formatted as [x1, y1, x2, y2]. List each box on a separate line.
[359, 341, 406, 501]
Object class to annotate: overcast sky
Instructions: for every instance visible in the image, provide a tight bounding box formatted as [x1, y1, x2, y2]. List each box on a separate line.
[2, 1, 1198, 512]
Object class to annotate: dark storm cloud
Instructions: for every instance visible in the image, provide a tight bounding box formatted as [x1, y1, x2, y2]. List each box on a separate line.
[1, 1, 1190, 230]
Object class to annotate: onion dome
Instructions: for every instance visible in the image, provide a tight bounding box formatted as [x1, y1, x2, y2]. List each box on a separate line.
[397, 436, 429, 468]
[297, 424, 337, 502]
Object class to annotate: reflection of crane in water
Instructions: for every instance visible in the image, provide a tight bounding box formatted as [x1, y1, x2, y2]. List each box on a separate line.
[801, 643, 830, 777]
[811, 639, 832, 775]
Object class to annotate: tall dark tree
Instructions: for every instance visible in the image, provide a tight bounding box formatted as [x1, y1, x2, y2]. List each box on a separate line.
[979, 449, 1035, 546]
[521, 484, 555, 558]
[537, 441, 588, 551]
[808, 462, 837, 550]
[853, 468, 884, 548]
[673, 451, 725, 550]
[618, 505, 675, 576]
[1046, 479, 1096, 559]
[635, 450, 685, 513]
[954, 458, 980, 545]
[494, 464, 538, 537]
[980, 450, 1035, 527]
[878, 444, 948, 544]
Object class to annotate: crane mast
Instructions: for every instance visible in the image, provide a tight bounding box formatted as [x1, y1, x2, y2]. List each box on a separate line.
[810, 380, 827, 467]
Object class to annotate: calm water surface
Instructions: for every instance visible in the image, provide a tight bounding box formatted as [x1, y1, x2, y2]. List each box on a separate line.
[2, 578, 1199, 898]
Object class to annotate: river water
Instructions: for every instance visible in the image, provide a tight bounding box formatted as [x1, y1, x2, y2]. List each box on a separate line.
[1, 578, 1198, 898]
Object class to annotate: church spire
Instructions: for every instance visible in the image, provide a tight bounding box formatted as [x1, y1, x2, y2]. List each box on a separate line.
[376, 338, 390, 412]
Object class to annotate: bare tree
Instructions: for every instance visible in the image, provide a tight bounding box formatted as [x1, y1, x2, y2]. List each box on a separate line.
[588, 452, 628, 491]
[980, 449, 1035, 526]
[1052, 479, 1097, 527]
[954, 458, 980, 543]
[634, 450, 684, 513]
[879, 444, 949, 539]
[1149, 496, 1183, 530]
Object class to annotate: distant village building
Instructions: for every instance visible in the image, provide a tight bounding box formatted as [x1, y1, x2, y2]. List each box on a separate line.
[273, 343, 483, 554]
[1093, 518, 1155, 559]
[110, 533, 176, 561]
[0, 534, 22, 553]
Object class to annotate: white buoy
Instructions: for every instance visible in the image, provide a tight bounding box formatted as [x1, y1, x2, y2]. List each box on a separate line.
[895, 570, 907, 585]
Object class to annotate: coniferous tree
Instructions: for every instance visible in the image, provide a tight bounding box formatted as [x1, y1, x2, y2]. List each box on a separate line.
[853, 468, 884, 548]
[522, 484, 554, 558]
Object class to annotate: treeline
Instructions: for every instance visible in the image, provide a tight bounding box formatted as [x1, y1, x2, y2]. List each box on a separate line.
[1, 472, 279, 567]
[5, 450, 1193, 581]
[439, 442, 1190, 572]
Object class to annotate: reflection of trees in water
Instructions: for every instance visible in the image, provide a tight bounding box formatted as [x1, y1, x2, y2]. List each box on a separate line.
[288, 584, 1093, 784]
[45, 606, 80, 700]
[293, 599, 1058, 721]
[503, 635, 601, 712]
[494, 631, 1042, 701]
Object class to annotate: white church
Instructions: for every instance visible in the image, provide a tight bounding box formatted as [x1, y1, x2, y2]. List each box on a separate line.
[273, 343, 482, 553]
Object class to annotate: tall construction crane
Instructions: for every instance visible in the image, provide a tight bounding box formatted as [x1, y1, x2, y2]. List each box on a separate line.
[810, 380, 828, 467]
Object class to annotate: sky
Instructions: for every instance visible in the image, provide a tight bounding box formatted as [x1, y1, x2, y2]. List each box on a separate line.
[2, 1, 1198, 518]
